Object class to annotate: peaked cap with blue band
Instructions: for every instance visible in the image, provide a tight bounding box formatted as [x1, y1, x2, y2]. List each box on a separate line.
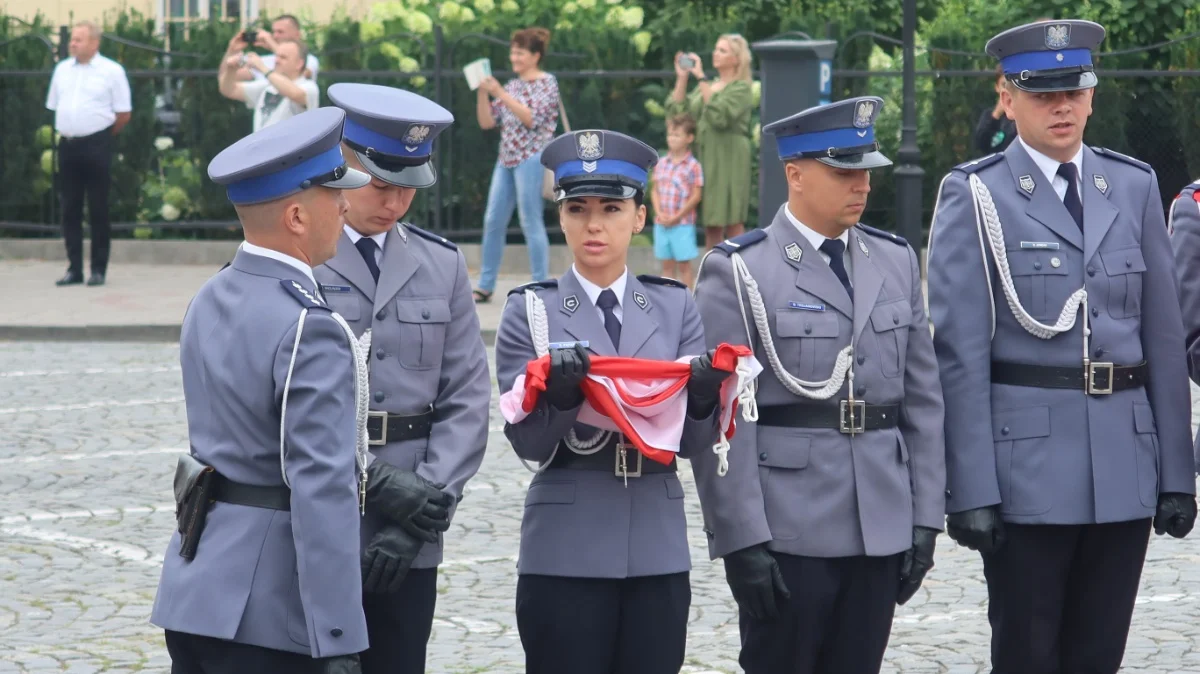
[986, 20, 1105, 92]
[208, 107, 369, 205]
[761, 96, 892, 170]
[541, 130, 658, 201]
[327, 83, 453, 189]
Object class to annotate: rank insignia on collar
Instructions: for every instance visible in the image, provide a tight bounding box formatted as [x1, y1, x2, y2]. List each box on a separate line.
[1019, 175, 1036, 194]
[857, 235, 869, 257]
[1094, 174, 1109, 194]
[785, 242, 803, 263]
[563, 294, 580, 313]
[397, 225, 408, 243]
[633, 290, 648, 309]
[291, 281, 322, 305]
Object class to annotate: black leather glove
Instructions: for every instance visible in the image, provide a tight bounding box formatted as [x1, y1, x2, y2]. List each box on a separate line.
[544, 343, 589, 410]
[946, 506, 1006, 555]
[365, 462, 453, 543]
[1154, 492, 1197, 539]
[687, 349, 729, 419]
[897, 526, 939, 605]
[361, 524, 423, 594]
[316, 653, 362, 674]
[723, 543, 790, 620]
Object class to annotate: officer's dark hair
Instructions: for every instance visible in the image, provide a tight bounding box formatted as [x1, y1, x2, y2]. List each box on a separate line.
[511, 27, 551, 63]
[274, 14, 302, 30]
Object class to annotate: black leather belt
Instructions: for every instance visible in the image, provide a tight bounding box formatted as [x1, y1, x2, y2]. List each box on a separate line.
[210, 473, 291, 511]
[991, 360, 1148, 395]
[549, 444, 676, 476]
[757, 401, 901, 434]
[367, 408, 434, 446]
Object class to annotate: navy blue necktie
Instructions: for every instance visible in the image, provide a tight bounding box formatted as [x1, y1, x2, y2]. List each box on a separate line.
[596, 289, 622, 350]
[820, 238, 853, 300]
[355, 237, 381, 283]
[1058, 162, 1084, 231]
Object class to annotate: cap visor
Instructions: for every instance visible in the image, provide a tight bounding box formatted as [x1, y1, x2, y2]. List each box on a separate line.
[322, 166, 371, 190]
[1012, 71, 1097, 92]
[816, 150, 893, 170]
[556, 183, 639, 202]
[355, 151, 437, 188]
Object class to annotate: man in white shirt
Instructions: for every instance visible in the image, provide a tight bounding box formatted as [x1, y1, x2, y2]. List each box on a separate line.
[219, 38, 318, 132]
[44, 20, 132, 287]
[234, 15, 320, 83]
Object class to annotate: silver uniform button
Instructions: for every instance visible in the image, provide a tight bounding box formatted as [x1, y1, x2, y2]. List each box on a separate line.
[1050, 257, 1062, 268]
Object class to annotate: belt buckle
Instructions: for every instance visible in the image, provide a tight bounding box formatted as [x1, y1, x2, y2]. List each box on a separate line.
[1087, 361, 1115, 395]
[839, 400, 866, 435]
[367, 410, 388, 446]
[615, 443, 642, 478]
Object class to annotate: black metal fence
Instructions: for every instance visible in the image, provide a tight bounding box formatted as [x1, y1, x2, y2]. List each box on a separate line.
[4, 20, 1200, 244]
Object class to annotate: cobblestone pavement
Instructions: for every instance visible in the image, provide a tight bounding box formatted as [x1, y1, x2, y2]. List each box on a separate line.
[3, 342, 1200, 673]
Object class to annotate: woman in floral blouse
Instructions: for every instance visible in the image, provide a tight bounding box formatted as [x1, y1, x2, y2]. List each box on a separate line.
[666, 34, 755, 251]
[473, 27, 560, 303]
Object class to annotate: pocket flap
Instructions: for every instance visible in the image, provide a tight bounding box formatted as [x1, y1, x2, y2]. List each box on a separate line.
[776, 311, 839, 338]
[992, 405, 1051, 441]
[525, 481, 576, 506]
[1006, 249, 1069, 277]
[395, 298, 451, 324]
[664, 477, 685, 500]
[1133, 402, 1157, 434]
[757, 436, 812, 470]
[870, 300, 914, 332]
[1100, 247, 1147, 276]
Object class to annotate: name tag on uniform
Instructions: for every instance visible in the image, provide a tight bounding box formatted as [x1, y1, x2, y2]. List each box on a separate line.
[788, 302, 826, 312]
[1019, 241, 1060, 250]
[321, 284, 353, 293]
[548, 341, 589, 350]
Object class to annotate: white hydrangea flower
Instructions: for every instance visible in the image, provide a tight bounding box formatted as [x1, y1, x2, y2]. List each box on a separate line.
[154, 136, 175, 151]
[161, 203, 181, 221]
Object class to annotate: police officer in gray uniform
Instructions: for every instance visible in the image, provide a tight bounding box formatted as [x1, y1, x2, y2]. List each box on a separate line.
[928, 20, 1197, 673]
[150, 107, 372, 673]
[315, 83, 491, 674]
[691, 96, 946, 674]
[1169, 181, 1200, 443]
[494, 129, 730, 674]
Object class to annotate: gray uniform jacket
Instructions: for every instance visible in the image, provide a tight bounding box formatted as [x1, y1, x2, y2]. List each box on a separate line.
[1167, 180, 1200, 469]
[151, 249, 367, 657]
[494, 271, 720, 578]
[691, 206, 946, 560]
[928, 141, 1194, 525]
[314, 224, 491, 568]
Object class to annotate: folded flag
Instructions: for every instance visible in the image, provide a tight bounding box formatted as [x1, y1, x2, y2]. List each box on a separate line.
[499, 343, 761, 473]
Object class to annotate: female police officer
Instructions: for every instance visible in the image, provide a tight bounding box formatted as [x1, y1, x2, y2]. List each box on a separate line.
[493, 129, 730, 674]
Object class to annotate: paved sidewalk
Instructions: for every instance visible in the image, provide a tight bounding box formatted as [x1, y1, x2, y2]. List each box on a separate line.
[0, 260, 526, 342]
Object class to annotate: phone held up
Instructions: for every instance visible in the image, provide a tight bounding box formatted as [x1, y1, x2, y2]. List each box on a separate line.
[242, 28, 257, 45]
[678, 54, 696, 70]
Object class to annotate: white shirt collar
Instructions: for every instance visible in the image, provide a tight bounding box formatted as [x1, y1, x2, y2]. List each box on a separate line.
[1019, 137, 1083, 188]
[571, 265, 628, 309]
[343, 224, 388, 251]
[239, 241, 317, 289]
[783, 204, 849, 252]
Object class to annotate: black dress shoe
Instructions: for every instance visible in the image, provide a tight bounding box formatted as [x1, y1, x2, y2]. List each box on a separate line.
[56, 272, 83, 286]
[86, 272, 106, 286]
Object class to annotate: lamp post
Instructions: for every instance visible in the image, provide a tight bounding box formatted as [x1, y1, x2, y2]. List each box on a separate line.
[894, 0, 924, 246]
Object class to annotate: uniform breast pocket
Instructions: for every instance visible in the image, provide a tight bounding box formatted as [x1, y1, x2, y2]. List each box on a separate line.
[323, 292, 361, 322]
[1100, 246, 1146, 318]
[869, 299, 912, 378]
[395, 298, 451, 370]
[775, 310, 840, 380]
[1006, 249, 1070, 320]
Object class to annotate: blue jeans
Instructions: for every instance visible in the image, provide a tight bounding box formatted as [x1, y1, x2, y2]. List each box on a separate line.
[477, 151, 549, 292]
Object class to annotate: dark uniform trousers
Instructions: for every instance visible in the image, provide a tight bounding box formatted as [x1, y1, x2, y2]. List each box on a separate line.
[58, 127, 114, 276]
[165, 630, 328, 674]
[739, 552, 902, 674]
[982, 519, 1152, 674]
[361, 567, 439, 674]
[516, 572, 691, 674]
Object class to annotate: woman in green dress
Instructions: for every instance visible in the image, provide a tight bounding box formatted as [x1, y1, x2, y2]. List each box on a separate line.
[666, 34, 755, 251]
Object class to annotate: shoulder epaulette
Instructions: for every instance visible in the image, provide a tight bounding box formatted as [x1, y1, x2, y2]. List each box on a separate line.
[953, 153, 1003, 174]
[507, 279, 558, 297]
[404, 224, 458, 251]
[1093, 147, 1151, 173]
[637, 274, 687, 289]
[855, 223, 908, 247]
[1175, 182, 1199, 202]
[713, 229, 767, 256]
[280, 279, 330, 310]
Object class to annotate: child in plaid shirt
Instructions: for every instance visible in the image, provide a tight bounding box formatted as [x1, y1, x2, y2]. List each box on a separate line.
[651, 114, 704, 287]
